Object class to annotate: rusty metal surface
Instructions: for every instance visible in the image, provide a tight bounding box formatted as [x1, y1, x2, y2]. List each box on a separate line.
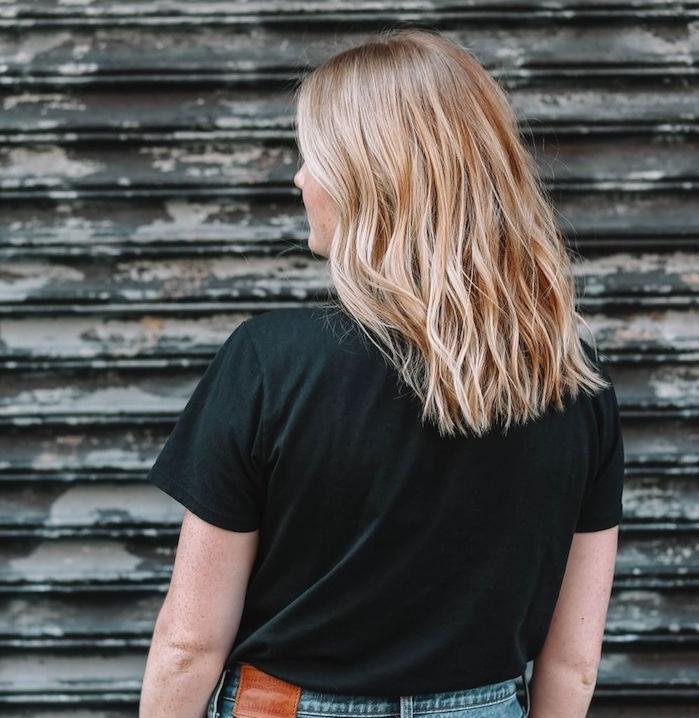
[1, 2, 698, 716]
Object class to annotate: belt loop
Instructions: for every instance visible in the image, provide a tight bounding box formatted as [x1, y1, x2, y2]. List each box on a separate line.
[521, 669, 530, 716]
[208, 667, 230, 718]
[399, 695, 413, 718]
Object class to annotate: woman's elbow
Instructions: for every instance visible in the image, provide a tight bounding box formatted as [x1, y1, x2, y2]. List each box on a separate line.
[151, 602, 213, 665]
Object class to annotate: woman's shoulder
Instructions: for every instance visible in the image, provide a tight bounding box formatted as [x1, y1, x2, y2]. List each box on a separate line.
[238, 304, 359, 360]
[244, 304, 338, 339]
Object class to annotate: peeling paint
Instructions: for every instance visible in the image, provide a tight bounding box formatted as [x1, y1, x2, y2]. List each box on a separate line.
[1, 5, 697, 712]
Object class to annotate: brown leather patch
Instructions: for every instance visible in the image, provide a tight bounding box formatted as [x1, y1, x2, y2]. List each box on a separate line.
[232, 663, 302, 718]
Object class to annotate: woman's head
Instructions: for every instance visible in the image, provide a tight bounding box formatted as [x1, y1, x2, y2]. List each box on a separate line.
[292, 28, 608, 438]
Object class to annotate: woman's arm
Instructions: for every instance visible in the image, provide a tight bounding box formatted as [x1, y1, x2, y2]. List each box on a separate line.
[139, 510, 259, 718]
[530, 525, 619, 717]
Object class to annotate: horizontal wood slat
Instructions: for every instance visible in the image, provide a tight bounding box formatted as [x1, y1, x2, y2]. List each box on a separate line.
[1, 135, 698, 196]
[0, 471, 698, 537]
[0, 308, 697, 368]
[0, 19, 694, 83]
[1, 85, 697, 131]
[0, 254, 697, 306]
[5, 531, 695, 590]
[2, 194, 697, 257]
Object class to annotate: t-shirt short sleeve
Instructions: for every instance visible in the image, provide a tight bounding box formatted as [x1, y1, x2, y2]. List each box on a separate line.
[575, 378, 625, 533]
[146, 320, 265, 532]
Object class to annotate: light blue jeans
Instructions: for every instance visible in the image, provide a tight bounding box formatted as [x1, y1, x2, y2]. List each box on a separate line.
[207, 662, 529, 718]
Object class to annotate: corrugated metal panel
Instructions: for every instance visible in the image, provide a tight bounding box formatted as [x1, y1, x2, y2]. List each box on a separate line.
[1, 1, 697, 716]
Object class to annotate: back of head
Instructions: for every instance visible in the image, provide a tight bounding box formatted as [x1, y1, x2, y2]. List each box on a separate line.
[293, 28, 609, 438]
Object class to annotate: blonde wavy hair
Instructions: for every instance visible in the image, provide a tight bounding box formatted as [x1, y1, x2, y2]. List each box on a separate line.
[292, 28, 609, 438]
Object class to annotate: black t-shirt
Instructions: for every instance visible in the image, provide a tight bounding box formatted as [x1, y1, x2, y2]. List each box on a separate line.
[146, 304, 625, 696]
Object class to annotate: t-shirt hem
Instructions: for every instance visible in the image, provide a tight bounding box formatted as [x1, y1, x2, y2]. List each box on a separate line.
[225, 654, 526, 696]
[147, 466, 260, 532]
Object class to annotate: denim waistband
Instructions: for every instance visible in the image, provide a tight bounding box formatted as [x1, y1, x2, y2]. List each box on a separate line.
[218, 661, 520, 715]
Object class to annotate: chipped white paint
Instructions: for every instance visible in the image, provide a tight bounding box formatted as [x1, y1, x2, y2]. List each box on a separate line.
[7, 540, 148, 581]
[0, 262, 85, 299]
[8, 31, 72, 65]
[625, 170, 667, 181]
[0, 314, 250, 357]
[4, 146, 105, 179]
[47, 484, 180, 526]
[575, 252, 699, 276]
[56, 62, 100, 75]
[3, 90, 88, 111]
[647, 367, 699, 400]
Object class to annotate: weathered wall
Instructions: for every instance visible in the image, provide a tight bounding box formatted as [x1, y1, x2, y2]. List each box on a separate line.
[1, 2, 697, 716]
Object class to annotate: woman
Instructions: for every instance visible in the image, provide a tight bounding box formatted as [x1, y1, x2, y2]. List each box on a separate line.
[139, 28, 624, 718]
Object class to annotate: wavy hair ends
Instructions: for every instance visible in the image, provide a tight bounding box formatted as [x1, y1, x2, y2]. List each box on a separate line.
[293, 28, 609, 438]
